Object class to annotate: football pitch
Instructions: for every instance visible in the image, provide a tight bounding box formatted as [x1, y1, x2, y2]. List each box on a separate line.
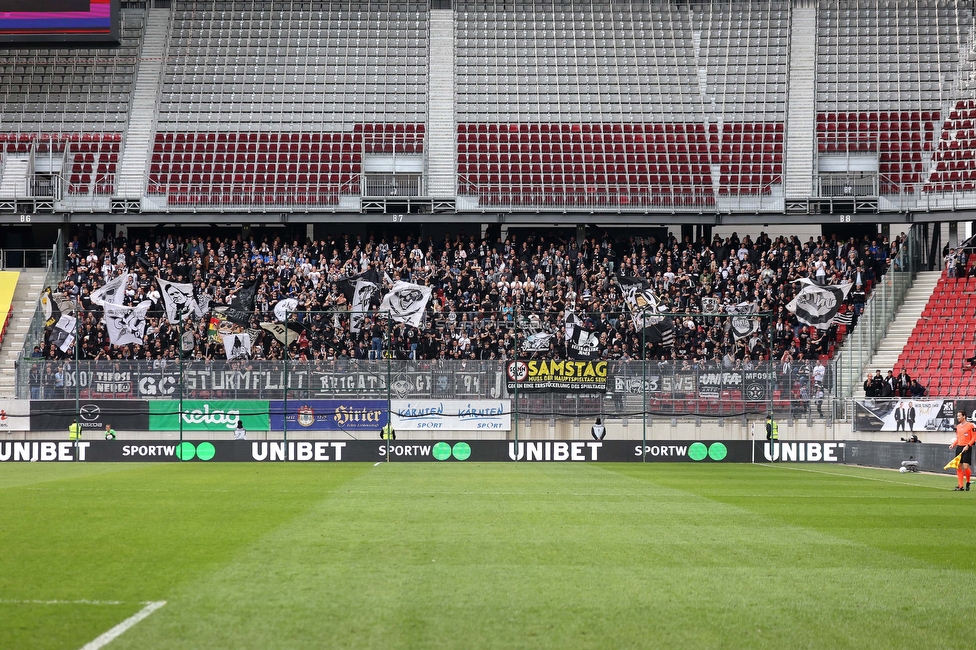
[1, 461, 972, 649]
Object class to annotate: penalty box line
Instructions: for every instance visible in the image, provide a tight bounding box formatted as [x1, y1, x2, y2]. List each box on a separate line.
[78, 600, 167, 650]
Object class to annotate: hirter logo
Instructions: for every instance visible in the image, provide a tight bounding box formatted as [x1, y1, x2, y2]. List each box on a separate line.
[0, 410, 6, 420]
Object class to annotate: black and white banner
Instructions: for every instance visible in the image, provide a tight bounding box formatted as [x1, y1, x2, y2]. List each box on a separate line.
[222, 280, 257, 327]
[260, 321, 304, 347]
[564, 309, 583, 340]
[223, 333, 252, 360]
[89, 273, 133, 308]
[350, 278, 381, 333]
[273, 298, 299, 323]
[521, 332, 553, 353]
[158, 277, 203, 324]
[103, 299, 151, 347]
[701, 296, 720, 314]
[726, 302, 760, 340]
[786, 279, 853, 329]
[567, 326, 600, 360]
[51, 314, 76, 352]
[379, 281, 431, 328]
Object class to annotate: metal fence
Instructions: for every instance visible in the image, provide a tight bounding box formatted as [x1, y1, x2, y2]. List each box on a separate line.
[22, 358, 838, 421]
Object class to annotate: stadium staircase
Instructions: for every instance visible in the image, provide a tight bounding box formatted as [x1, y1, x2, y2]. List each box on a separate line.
[0, 270, 45, 398]
[0, 155, 30, 199]
[784, 1, 817, 199]
[117, 8, 170, 199]
[852, 271, 942, 397]
[426, 9, 456, 199]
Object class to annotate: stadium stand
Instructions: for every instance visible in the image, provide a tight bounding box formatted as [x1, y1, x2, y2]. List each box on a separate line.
[816, 0, 974, 196]
[42, 229, 898, 365]
[455, 0, 789, 207]
[898, 255, 976, 396]
[0, 0, 972, 212]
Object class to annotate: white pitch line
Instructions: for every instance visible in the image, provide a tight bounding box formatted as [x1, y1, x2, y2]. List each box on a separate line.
[755, 462, 949, 490]
[78, 600, 166, 650]
[373, 461, 383, 466]
[0, 599, 127, 605]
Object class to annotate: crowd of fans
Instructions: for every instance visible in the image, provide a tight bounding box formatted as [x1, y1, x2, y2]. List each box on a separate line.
[40, 228, 904, 364]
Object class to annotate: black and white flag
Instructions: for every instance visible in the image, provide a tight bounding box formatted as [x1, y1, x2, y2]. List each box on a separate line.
[564, 309, 584, 341]
[223, 279, 257, 327]
[701, 296, 720, 314]
[379, 281, 432, 328]
[260, 321, 305, 347]
[618, 276, 673, 346]
[521, 332, 553, 353]
[90, 273, 133, 308]
[350, 278, 381, 333]
[157, 277, 203, 324]
[103, 300, 151, 347]
[833, 310, 854, 326]
[726, 302, 760, 340]
[41, 287, 63, 327]
[181, 329, 196, 353]
[567, 326, 601, 360]
[51, 314, 76, 353]
[273, 298, 299, 323]
[618, 276, 666, 330]
[786, 279, 854, 329]
[223, 332, 252, 360]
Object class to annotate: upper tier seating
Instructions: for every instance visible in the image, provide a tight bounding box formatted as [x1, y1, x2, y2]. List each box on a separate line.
[0, 10, 144, 133]
[456, 122, 784, 207]
[924, 100, 976, 193]
[159, 0, 428, 129]
[147, 126, 423, 206]
[816, 111, 941, 194]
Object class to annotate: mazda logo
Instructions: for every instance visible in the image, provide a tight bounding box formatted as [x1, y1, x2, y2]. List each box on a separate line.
[79, 404, 101, 421]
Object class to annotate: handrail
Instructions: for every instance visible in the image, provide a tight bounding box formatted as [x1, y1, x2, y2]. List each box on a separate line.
[0, 305, 12, 347]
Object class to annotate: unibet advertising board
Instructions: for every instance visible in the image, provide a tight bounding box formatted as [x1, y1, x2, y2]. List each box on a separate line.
[148, 400, 270, 431]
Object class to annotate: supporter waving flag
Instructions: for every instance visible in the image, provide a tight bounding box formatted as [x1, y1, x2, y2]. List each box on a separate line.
[726, 302, 760, 340]
[260, 321, 305, 347]
[379, 281, 432, 328]
[273, 297, 299, 322]
[222, 279, 257, 327]
[339, 270, 382, 333]
[786, 278, 854, 329]
[90, 273, 133, 308]
[567, 325, 600, 360]
[103, 300, 151, 347]
[157, 277, 204, 324]
[617, 275, 674, 346]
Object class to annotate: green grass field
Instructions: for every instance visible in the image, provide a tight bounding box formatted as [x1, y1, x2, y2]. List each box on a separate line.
[1, 461, 972, 649]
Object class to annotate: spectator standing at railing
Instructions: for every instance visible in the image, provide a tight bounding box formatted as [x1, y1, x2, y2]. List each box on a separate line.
[896, 369, 912, 397]
[945, 248, 959, 279]
[28, 365, 40, 400]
